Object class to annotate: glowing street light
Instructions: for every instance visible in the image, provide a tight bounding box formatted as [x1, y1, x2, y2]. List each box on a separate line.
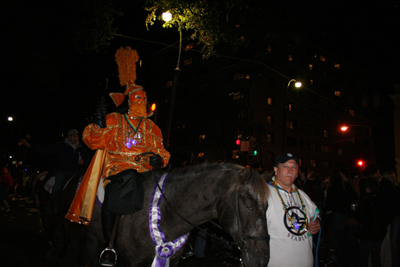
[162, 11, 172, 22]
[8, 117, 13, 121]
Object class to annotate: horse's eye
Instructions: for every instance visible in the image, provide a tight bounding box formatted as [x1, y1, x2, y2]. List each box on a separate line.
[245, 205, 254, 212]
[135, 95, 141, 99]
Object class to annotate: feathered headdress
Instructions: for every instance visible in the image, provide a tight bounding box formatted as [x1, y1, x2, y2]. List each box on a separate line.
[115, 46, 139, 86]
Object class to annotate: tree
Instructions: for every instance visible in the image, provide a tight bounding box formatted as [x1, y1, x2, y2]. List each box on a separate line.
[144, 0, 271, 58]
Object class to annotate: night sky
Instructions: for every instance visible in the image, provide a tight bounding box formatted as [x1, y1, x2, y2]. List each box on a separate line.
[1, 0, 399, 152]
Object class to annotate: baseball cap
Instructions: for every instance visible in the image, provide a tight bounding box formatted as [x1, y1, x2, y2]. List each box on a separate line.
[68, 129, 79, 136]
[276, 152, 299, 166]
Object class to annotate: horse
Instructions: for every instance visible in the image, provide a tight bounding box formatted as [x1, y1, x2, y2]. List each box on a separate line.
[85, 162, 270, 267]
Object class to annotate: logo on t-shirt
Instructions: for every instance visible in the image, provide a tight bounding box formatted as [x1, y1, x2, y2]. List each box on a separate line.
[283, 206, 308, 236]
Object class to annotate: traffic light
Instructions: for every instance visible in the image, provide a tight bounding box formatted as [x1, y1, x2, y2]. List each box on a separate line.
[236, 139, 241, 145]
[150, 102, 157, 112]
[148, 102, 158, 123]
[356, 159, 366, 170]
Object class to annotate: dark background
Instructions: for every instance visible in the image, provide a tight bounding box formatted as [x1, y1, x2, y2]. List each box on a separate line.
[1, 0, 399, 169]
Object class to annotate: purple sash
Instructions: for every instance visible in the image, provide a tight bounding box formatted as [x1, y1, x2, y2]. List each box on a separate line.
[149, 173, 189, 267]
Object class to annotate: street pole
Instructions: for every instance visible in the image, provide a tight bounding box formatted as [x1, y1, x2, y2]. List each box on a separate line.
[165, 21, 182, 147]
[281, 79, 302, 153]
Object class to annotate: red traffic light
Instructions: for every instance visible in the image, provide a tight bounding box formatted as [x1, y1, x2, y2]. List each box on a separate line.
[357, 160, 365, 167]
[236, 139, 241, 145]
[150, 103, 157, 112]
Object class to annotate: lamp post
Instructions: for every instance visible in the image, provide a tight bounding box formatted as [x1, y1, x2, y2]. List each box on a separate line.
[163, 11, 182, 147]
[340, 124, 374, 162]
[281, 79, 302, 152]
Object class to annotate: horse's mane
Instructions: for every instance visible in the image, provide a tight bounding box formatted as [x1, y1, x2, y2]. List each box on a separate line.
[170, 162, 269, 207]
[170, 161, 243, 178]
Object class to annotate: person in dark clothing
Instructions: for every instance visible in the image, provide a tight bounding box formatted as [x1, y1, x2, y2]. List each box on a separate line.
[0, 167, 13, 212]
[325, 168, 359, 267]
[358, 177, 387, 267]
[19, 129, 89, 214]
[382, 170, 400, 267]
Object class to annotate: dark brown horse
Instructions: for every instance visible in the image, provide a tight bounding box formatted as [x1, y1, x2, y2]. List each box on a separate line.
[86, 162, 270, 267]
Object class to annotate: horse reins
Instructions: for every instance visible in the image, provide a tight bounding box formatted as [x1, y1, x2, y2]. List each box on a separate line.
[134, 153, 269, 264]
[149, 164, 269, 262]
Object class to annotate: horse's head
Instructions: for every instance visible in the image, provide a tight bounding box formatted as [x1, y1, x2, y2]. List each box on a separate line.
[217, 166, 270, 267]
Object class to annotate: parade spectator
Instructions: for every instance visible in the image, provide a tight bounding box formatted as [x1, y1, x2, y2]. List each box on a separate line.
[325, 168, 359, 267]
[307, 171, 325, 214]
[0, 167, 13, 212]
[295, 165, 308, 190]
[382, 170, 400, 267]
[358, 177, 387, 267]
[19, 129, 89, 215]
[266, 153, 320, 267]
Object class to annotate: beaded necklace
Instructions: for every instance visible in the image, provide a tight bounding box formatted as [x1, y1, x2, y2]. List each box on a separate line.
[272, 178, 308, 234]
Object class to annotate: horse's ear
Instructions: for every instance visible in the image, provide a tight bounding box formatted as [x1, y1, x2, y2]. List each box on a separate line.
[239, 167, 253, 185]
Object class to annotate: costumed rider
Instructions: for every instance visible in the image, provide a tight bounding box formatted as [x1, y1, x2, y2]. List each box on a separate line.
[83, 47, 170, 266]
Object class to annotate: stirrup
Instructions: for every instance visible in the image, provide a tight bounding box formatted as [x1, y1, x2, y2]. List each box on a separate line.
[99, 247, 117, 267]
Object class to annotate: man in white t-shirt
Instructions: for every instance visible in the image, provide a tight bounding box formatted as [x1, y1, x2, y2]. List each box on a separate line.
[267, 153, 321, 267]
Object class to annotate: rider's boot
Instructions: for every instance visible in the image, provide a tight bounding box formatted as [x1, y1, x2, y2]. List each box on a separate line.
[99, 211, 117, 267]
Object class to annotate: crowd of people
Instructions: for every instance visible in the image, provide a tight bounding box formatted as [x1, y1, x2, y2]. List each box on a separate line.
[283, 161, 399, 267]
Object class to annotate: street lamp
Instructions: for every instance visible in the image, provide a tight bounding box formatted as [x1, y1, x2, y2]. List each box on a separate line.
[162, 11, 182, 147]
[281, 79, 302, 152]
[340, 124, 374, 162]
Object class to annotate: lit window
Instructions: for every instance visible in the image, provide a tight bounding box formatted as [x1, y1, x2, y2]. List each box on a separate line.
[166, 81, 173, 87]
[185, 43, 194, 51]
[288, 54, 293, 61]
[310, 79, 314, 85]
[199, 135, 205, 140]
[288, 103, 292, 111]
[267, 115, 273, 124]
[338, 148, 343, 155]
[245, 74, 251, 79]
[267, 45, 272, 52]
[267, 97, 273, 105]
[349, 110, 355, 116]
[309, 64, 313, 70]
[320, 55, 326, 61]
[323, 130, 329, 138]
[232, 150, 239, 159]
[321, 145, 330, 153]
[266, 133, 274, 143]
[286, 120, 294, 129]
[198, 153, 204, 158]
[184, 58, 193, 66]
[310, 159, 316, 167]
[334, 63, 340, 69]
[334, 90, 341, 97]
